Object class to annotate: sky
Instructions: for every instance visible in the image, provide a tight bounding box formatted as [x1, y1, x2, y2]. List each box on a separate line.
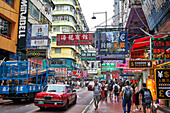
[79, 0, 114, 32]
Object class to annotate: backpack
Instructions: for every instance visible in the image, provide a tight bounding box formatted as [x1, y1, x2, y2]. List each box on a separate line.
[124, 87, 131, 102]
[114, 85, 118, 92]
[108, 83, 113, 91]
[143, 89, 152, 104]
[94, 85, 100, 94]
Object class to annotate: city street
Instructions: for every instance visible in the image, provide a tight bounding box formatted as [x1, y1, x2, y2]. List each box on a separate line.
[0, 88, 93, 113]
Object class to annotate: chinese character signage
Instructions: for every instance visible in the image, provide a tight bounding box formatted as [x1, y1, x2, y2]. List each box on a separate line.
[27, 49, 46, 59]
[98, 28, 128, 55]
[101, 54, 126, 60]
[50, 68, 67, 77]
[146, 79, 157, 100]
[101, 62, 120, 72]
[31, 24, 49, 38]
[116, 62, 129, 69]
[31, 39, 48, 46]
[130, 50, 145, 58]
[123, 69, 143, 73]
[81, 53, 96, 61]
[129, 60, 153, 69]
[151, 38, 170, 60]
[57, 33, 93, 45]
[155, 69, 170, 99]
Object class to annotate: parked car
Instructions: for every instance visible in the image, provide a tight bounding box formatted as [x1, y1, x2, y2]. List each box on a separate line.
[87, 81, 94, 91]
[34, 84, 77, 110]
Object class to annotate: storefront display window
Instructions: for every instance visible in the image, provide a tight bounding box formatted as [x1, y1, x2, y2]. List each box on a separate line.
[0, 17, 11, 39]
[3, 0, 14, 7]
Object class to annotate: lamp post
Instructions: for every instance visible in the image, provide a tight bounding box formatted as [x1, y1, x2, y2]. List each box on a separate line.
[92, 12, 107, 27]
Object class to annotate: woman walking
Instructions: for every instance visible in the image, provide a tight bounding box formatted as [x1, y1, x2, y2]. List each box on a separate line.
[133, 83, 141, 112]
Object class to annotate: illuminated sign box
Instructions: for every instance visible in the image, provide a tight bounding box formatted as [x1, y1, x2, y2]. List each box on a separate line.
[81, 53, 97, 61]
[27, 49, 46, 59]
[129, 60, 153, 69]
[155, 69, 170, 100]
[57, 33, 93, 45]
[151, 38, 170, 60]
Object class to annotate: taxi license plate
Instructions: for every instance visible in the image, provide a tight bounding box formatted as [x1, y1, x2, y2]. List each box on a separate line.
[38, 101, 44, 104]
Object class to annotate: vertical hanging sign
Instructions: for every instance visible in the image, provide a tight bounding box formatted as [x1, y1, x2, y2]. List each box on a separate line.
[17, 0, 29, 49]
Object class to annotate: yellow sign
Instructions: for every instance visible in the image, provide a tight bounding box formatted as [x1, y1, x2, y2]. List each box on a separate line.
[146, 79, 156, 100]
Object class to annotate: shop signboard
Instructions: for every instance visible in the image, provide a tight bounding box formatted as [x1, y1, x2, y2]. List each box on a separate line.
[123, 69, 143, 73]
[97, 28, 128, 55]
[31, 24, 49, 38]
[146, 79, 157, 100]
[101, 62, 120, 72]
[116, 62, 129, 69]
[81, 52, 96, 61]
[129, 60, 153, 69]
[57, 33, 93, 45]
[151, 38, 170, 60]
[17, 0, 29, 49]
[50, 68, 67, 77]
[31, 39, 48, 46]
[101, 54, 126, 60]
[130, 50, 145, 58]
[155, 69, 170, 99]
[140, 0, 170, 30]
[27, 49, 46, 58]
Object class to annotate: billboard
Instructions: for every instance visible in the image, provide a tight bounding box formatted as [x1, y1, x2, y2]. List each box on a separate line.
[130, 50, 145, 58]
[81, 53, 96, 61]
[155, 69, 170, 99]
[101, 62, 120, 72]
[151, 38, 170, 60]
[31, 39, 48, 46]
[31, 24, 48, 38]
[57, 33, 93, 45]
[27, 49, 46, 59]
[129, 60, 153, 69]
[98, 28, 128, 55]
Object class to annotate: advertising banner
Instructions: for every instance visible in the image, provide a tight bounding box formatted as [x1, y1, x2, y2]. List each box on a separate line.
[123, 69, 143, 73]
[101, 62, 120, 72]
[101, 54, 126, 60]
[31, 24, 48, 38]
[146, 79, 157, 100]
[98, 28, 128, 55]
[130, 50, 145, 58]
[17, 0, 29, 49]
[155, 69, 170, 99]
[50, 68, 67, 77]
[27, 49, 46, 59]
[129, 60, 153, 69]
[57, 33, 93, 45]
[31, 39, 48, 46]
[81, 52, 96, 61]
[151, 38, 170, 60]
[116, 62, 129, 69]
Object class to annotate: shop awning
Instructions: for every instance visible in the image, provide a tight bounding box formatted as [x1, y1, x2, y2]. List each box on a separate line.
[131, 34, 167, 51]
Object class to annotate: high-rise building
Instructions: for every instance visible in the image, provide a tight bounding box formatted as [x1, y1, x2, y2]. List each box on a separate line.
[50, 0, 89, 76]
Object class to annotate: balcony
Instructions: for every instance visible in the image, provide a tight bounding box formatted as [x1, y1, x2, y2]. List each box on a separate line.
[53, 0, 76, 7]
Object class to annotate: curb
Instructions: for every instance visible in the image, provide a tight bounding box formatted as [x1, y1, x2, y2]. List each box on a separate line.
[82, 99, 94, 113]
[0, 100, 12, 105]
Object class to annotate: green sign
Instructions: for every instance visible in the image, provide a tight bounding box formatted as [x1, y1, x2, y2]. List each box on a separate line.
[81, 53, 96, 61]
[101, 63, 119, 71]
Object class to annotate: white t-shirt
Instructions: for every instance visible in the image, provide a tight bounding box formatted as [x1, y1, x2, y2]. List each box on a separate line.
[113, 84, 120, 92]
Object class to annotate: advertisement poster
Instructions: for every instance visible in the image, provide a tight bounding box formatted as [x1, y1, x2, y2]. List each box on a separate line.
[129, 60, 153, 69]
[155, 69, 170, 99]
[31, 24, 49, 38]
[57, 33, 93, 45]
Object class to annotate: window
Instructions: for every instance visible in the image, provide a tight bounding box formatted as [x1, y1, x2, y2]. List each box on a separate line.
[51, 59, 66, 65]
[29, 1, 39, 20]
[0, 17, 11, 39]
[3, 0, 14, 7]
[52, 37, 56, 42]
[55, 48, 61, 53]
[53, 26, 60, 32]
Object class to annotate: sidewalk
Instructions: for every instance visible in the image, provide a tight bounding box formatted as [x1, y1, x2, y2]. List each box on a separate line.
[0, 98, 12, 104]
[87, 97, 164, 113]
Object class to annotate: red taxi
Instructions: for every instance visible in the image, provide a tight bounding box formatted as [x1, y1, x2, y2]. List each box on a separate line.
[34, 84, 77, 110]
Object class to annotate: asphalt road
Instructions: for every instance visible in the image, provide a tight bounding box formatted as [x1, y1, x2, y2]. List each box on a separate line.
[0, 88, 93, 113]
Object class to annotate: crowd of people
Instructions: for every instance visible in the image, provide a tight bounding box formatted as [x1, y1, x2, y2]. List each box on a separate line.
[92, 79, 153, 113]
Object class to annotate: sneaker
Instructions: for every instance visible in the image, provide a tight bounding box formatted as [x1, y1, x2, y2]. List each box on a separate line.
[133, 110, 135, 112]
[135, 108, 139, 111]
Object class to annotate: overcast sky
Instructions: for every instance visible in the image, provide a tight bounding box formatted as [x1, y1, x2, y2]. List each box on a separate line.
[79, 0, 114, 32]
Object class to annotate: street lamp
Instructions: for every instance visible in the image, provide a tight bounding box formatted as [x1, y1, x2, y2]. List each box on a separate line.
[92, 12, 107, 27]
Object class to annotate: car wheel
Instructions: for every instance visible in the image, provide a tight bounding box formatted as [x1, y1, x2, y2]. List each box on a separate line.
[63, 100, 69, 110]
[73, 96, 77, 105]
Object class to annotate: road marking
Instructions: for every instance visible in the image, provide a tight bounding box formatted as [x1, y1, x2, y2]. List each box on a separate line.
[77, 95, 81, 98]
[81, 99, 94, 113]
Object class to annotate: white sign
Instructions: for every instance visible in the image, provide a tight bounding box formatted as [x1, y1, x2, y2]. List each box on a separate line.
[31, 39, 48, 46]
[32, 24, 48, 38]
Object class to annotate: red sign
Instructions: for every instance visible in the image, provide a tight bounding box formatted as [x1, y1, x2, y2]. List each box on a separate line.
[123, 69, 143, 73]
[130, 50, 145, 58]
[116, 63, 129, 69]
[57, 33, 93, 45]
[50, 68, 67, 77]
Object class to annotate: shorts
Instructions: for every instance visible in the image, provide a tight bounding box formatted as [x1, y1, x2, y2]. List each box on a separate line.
[109, 90, 113, 95]
[114, 92, 119, 96]
[94, 95, 100, 103]
[142, 102, 151, 109]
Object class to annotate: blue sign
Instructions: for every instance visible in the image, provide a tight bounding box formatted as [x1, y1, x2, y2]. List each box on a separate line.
[141, 0, 170, 30]
[101, 54, 126, 60]
[98, 29, 128, 55]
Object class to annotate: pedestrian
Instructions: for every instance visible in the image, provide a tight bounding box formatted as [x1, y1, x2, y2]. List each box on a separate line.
[101, 81, 105, 100]
[118, 79, 123, 92]
[113, 81, 120, 102]
[92, 80, 101, 110]
[108, 80, 114, 102]
[104, 81, 108, 101]
[120, 81, 133, 113]
[132, 83, 141, 112]
[139, 83, 153, 113]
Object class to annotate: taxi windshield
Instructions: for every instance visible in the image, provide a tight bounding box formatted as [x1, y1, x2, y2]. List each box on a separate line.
[43, 86, 65, 93]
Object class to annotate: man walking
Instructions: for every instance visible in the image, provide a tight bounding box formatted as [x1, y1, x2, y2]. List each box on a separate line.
[120, 81, 133, 113]
[139, 83, 153, 113]
[92, 80, 101, 110]
[113, 81, 120, 102]
[108, 80, 114, 102]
